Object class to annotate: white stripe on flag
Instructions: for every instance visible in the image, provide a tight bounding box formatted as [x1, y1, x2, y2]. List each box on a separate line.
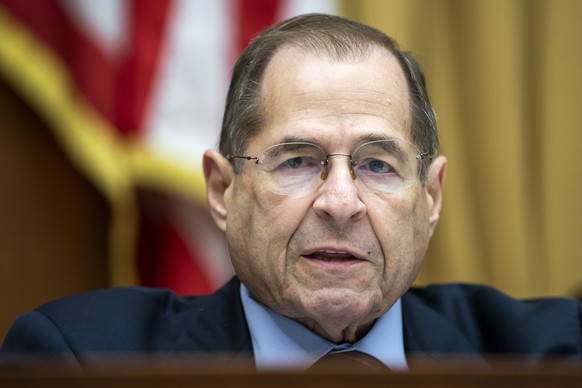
[60, 0, 129, 59]
[277, 0, 340, 21]
[143, 0, 232, 172]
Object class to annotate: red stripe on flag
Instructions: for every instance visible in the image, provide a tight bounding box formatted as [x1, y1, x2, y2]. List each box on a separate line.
[114, 0, 173, 135]
[236, 0, 282, 54]
[136, 196, 213, 295]
[1, 0, 174, 137]
[1, 0, 116, 122]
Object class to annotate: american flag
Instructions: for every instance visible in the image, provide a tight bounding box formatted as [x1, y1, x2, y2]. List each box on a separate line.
[0, 0, 340, 294]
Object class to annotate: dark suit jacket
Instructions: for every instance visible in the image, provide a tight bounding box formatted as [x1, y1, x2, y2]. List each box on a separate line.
[2, 277, 581, 368]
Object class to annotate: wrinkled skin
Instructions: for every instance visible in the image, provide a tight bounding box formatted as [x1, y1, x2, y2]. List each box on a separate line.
[204, 47, 447, 344]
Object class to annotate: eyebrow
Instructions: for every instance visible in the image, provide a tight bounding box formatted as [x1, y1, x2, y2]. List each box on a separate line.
[354, 133, 401, 144]
[278, 133, 404, 147]
[366, 138, 408, 165]
[265, 141, 317, 158]
[279, 135, 319, 144]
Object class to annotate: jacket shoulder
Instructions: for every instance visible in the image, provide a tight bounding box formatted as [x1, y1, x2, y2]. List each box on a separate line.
[36, 286, 199, 319]
[2, 278, 246, 354]
[404, 283, 582, 355]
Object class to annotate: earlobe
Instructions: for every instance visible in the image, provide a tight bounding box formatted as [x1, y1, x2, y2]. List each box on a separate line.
[203, 150, 234, 232]
[426, 155, 447, 236]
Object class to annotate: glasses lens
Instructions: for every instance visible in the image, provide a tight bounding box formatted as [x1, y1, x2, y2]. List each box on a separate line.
[351, 139, 421, 193]
[257, 142, 325, 195]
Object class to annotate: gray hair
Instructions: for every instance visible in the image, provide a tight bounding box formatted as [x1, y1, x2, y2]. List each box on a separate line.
[219, 13, 438, 182]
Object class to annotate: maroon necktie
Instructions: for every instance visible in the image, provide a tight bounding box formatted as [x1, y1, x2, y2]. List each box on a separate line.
[307, 351, 390, 372]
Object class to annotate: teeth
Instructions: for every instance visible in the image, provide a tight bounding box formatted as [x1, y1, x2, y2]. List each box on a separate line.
[319, 250, 348, 254]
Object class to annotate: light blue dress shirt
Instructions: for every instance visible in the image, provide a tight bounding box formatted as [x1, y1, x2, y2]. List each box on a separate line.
[240, 284, 408, 371]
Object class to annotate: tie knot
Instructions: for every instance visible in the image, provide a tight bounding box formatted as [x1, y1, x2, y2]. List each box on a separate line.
[307, 350, 390, 373]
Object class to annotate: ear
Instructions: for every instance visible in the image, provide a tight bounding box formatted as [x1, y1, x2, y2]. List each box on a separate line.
[203, 149, 234, 232]
[425, 155, 447, 237]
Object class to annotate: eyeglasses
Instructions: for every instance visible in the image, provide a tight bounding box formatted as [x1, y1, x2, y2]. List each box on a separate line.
[227, 139, 432, 196]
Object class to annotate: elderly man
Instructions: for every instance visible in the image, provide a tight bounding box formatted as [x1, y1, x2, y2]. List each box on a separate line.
[2, 14, 581, 371]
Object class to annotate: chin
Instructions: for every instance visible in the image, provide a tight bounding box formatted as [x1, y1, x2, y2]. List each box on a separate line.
[301, 287, 379, 321]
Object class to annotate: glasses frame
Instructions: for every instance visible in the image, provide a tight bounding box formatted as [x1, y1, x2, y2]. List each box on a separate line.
[227, 140, 433, 194]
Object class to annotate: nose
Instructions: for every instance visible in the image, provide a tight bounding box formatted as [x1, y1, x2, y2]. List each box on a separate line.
[313, 155, 367, 223]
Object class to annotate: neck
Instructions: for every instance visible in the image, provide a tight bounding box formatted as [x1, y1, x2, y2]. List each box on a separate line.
[301, 317, 376, 344]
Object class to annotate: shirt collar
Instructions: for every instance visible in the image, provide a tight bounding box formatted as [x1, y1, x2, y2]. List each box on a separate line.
[240, 283, 408, 371]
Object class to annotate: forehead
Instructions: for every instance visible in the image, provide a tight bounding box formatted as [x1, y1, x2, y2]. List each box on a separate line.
[255, 46, 411, 149]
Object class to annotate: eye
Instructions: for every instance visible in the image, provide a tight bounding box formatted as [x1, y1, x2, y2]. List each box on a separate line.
[277, 156, 321, 174]
[283, 156, 308, 169]
[360, 159, 394, 174]
[258, 142, 325, 175]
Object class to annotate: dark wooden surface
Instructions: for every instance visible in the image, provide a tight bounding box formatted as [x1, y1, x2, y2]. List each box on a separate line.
[2, 356, 581, 387]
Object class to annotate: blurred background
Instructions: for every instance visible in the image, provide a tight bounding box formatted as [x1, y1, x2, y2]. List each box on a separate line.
[1, 0, 581, 341]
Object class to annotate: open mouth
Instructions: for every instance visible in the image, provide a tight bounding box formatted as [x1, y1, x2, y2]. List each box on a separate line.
[304, 250, 361, 262]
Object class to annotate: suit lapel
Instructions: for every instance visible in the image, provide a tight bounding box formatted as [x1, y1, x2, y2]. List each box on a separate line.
[163, 277, 254, 368]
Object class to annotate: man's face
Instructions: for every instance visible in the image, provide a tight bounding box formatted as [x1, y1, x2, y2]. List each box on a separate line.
[212, 47, 445, 343]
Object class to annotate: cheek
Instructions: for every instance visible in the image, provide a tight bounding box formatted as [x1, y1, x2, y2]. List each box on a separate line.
[368, 189, 431, 281]
[368, 191, 425, 237]
[226, 180, 311, 292]
[243, 188, 310, 244]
